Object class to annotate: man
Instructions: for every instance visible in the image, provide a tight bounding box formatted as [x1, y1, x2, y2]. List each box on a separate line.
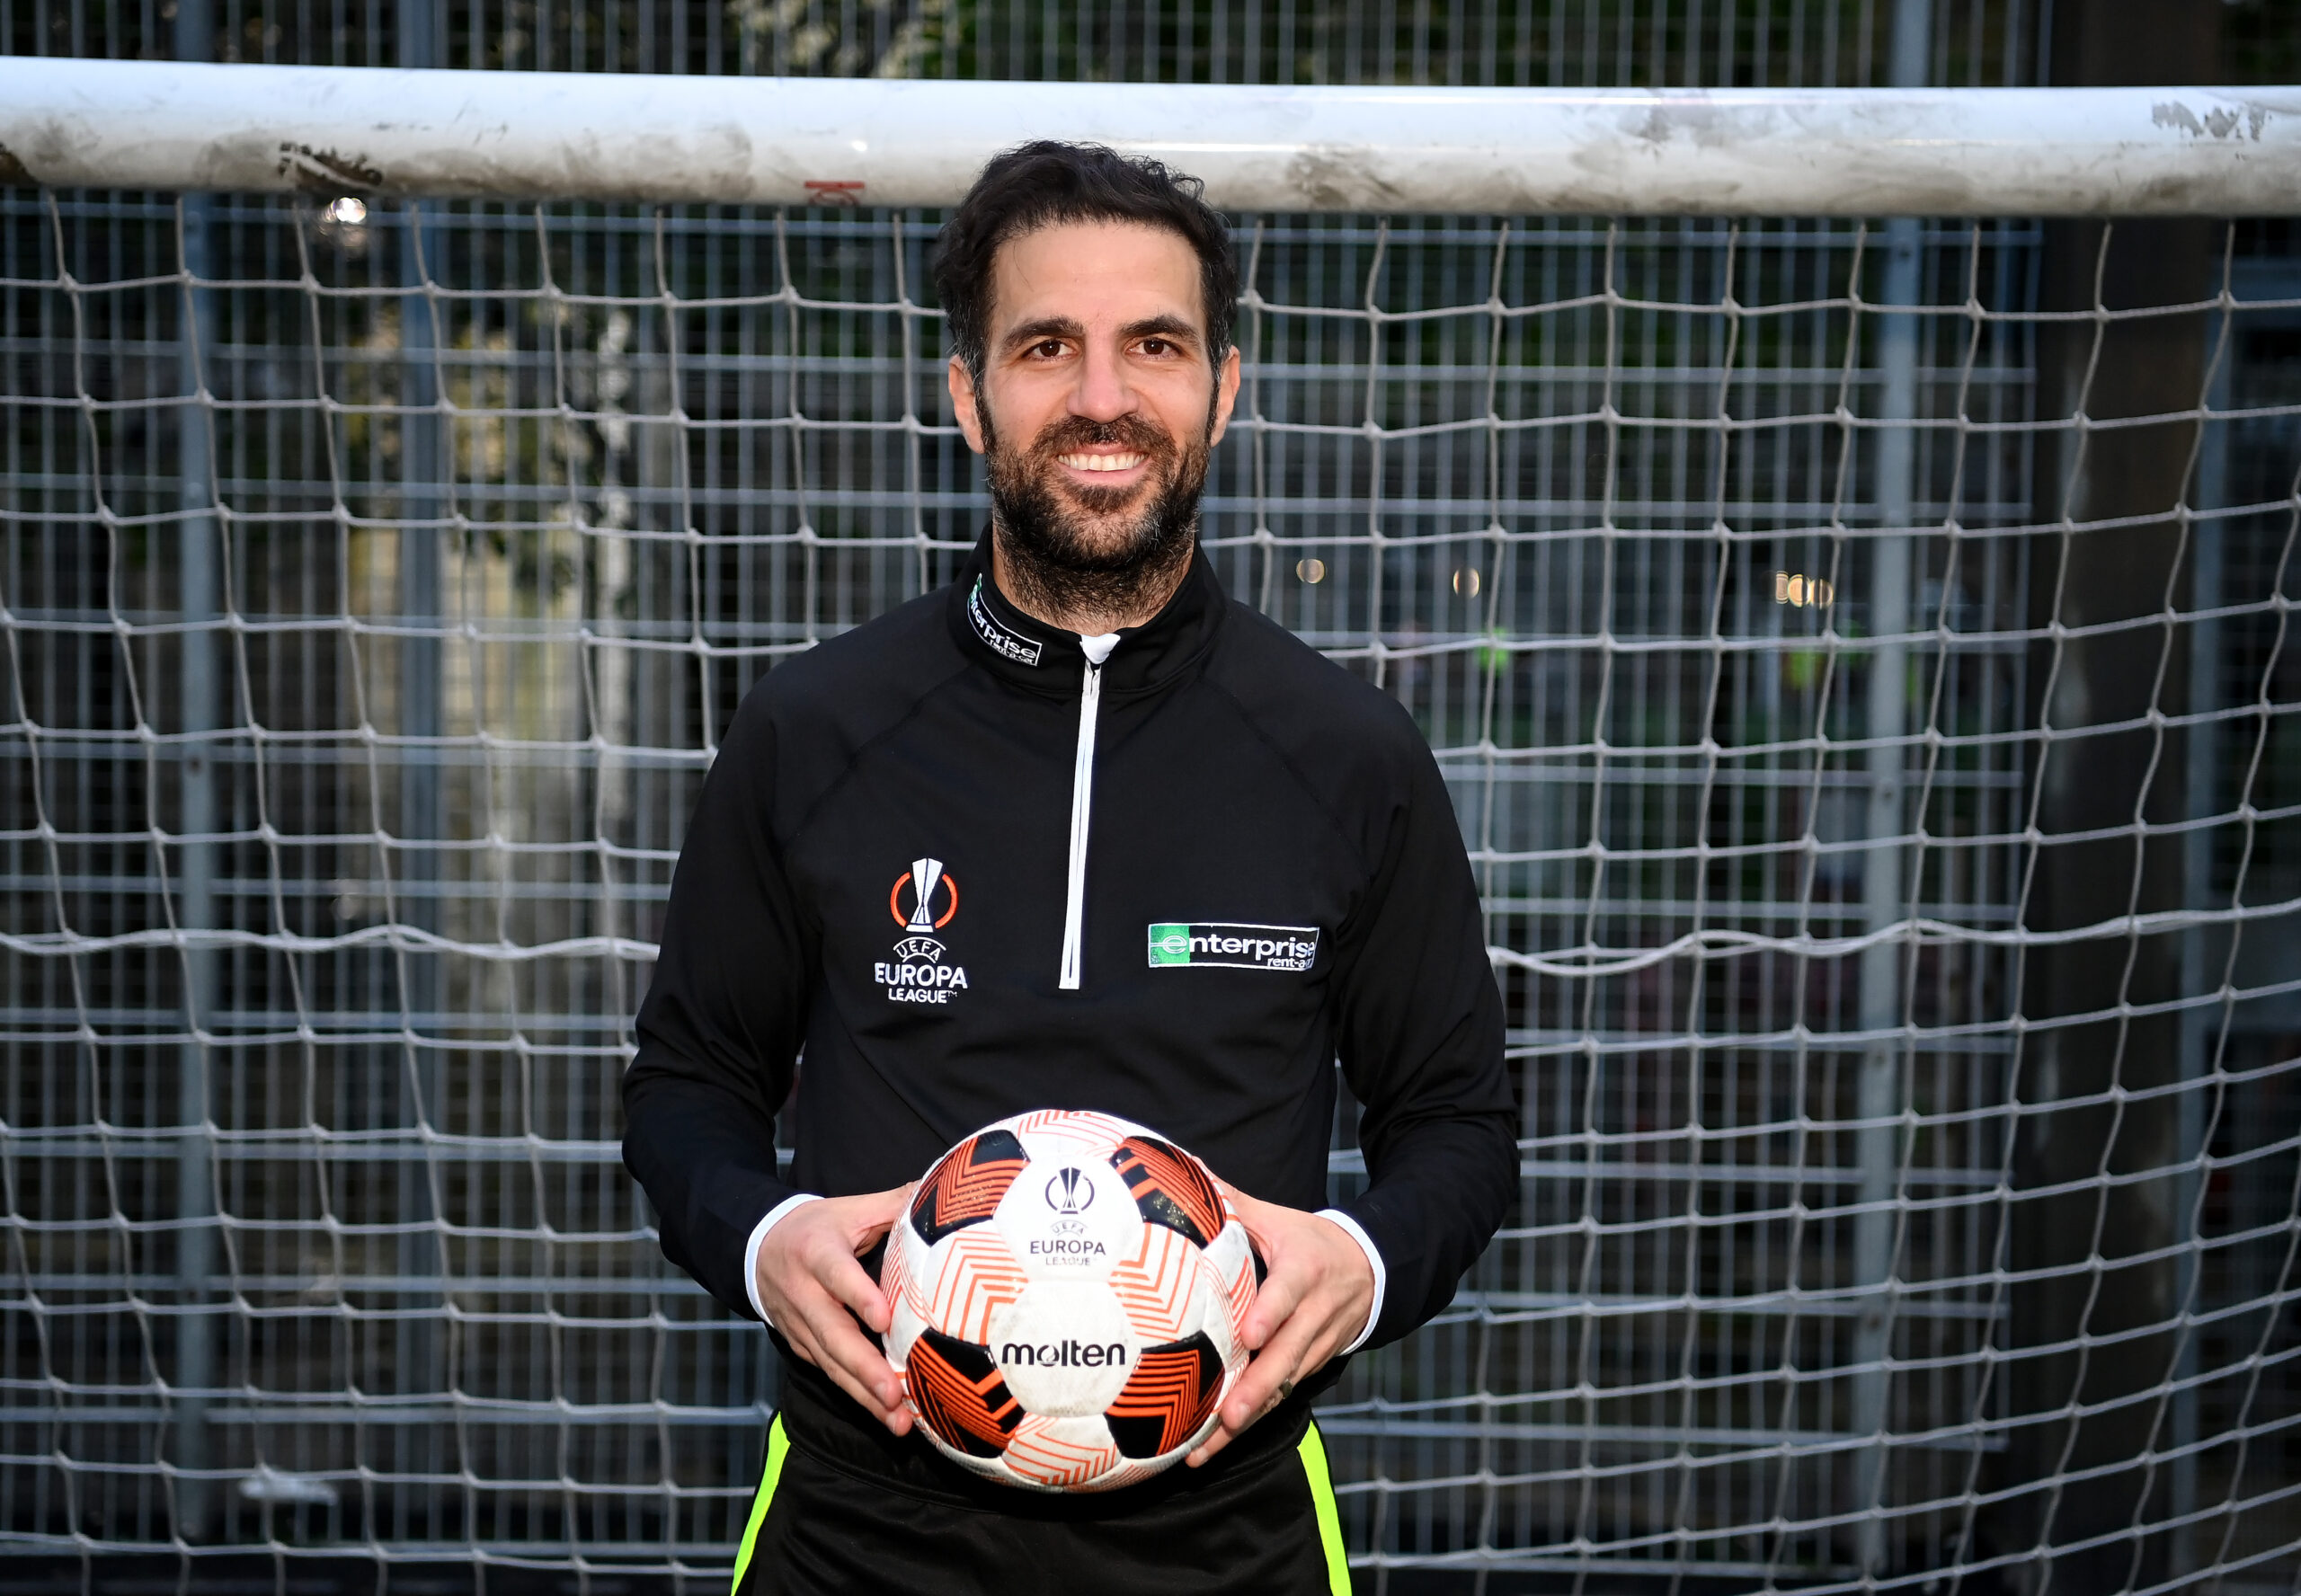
[622, 142, 1515, 1596]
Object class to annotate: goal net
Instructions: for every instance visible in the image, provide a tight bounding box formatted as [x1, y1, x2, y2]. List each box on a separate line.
[3, 79, 2298, 1596]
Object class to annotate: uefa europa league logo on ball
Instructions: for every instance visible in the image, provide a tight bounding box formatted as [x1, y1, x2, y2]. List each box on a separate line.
[1044, 1166, 1094, 1216]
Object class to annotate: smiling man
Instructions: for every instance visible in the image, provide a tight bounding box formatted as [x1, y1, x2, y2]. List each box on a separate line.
[621, 143, 1515, 1596]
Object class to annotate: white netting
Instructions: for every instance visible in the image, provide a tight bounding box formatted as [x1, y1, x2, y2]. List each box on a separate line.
[2, 189, 2297, 1594]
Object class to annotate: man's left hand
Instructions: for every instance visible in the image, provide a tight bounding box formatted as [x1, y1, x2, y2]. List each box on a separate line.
[1186, 1188, 1373, 1467]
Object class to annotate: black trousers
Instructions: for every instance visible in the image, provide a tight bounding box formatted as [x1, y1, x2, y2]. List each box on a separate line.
[730, 1414, 1350, 1596]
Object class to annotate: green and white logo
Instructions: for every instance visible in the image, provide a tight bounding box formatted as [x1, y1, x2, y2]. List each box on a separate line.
[1148, 924, 1195, 966]
[1145, 922, 1319, 972]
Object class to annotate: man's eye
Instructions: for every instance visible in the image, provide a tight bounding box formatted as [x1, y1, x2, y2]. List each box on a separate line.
[1034, 340, 1065, 359]
[1141, 339, 1170, 356]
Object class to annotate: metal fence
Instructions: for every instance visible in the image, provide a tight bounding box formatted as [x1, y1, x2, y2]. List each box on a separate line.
[4, 3, 2299, 1592]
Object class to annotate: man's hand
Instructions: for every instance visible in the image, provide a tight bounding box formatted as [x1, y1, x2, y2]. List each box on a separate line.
[1187, 1188, 1374, 1467]
[755, 1186, 915, 1436]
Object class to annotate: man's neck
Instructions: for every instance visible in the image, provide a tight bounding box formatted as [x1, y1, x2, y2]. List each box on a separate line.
[988, 527, 1194, 637]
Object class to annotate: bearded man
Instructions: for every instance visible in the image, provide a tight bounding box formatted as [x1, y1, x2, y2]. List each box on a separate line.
[621, 142, 1515, 1596]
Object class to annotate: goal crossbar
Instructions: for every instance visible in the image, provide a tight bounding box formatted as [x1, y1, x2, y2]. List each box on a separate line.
[2, 58, 2297, 215]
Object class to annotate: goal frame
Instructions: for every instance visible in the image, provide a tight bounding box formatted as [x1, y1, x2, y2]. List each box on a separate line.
[2, 60, 2298, 217]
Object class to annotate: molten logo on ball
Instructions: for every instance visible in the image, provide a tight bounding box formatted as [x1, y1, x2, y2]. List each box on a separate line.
[999, 1337, 1127, 1369]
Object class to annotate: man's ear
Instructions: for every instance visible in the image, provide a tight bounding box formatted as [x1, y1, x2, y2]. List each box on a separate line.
[1206, 344, 1243, 449]
[948, 357, 988, 456]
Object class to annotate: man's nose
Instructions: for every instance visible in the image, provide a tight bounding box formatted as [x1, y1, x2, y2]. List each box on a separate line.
[1067, 338, 1136, 422]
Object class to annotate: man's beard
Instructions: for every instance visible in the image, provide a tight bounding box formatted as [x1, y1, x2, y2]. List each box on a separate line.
[982, 403, 1211, 626]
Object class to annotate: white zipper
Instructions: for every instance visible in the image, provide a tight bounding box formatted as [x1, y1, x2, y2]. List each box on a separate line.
[1059, 634, 1120, 990]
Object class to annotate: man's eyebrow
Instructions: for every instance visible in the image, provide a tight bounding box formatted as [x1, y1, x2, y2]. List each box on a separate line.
[1000, 316, 1087, 350]
[1120, 315, 1203, 346]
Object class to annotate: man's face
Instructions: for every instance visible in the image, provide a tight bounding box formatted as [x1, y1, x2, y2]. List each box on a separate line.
[948, 220, 1242, 581]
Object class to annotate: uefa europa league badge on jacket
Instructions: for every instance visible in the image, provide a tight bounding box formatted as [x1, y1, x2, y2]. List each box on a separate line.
[876, 856, 971, 1006]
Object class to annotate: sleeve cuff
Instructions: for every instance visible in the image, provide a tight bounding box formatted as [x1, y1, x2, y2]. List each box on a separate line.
[742, 1193, 824, 1326]
[1315, 1207, 1387, 1354]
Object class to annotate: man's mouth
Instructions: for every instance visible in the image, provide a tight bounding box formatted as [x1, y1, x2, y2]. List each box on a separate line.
[1057, 451, 1147, 474]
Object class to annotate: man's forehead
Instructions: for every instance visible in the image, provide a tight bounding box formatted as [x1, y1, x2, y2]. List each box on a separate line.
[988, 220, 1204, 333]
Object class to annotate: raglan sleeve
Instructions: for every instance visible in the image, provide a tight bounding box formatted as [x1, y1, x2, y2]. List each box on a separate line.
[620, 686, 817, 1322]
[1325, 727, 1517, 1350]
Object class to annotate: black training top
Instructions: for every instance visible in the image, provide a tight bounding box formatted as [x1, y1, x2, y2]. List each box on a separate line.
[621, 528, 1515, 1493]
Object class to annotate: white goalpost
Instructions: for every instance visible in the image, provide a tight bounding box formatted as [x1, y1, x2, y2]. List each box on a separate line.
[3, 57, 2299, 1595]
[3, 60, 2298, 213]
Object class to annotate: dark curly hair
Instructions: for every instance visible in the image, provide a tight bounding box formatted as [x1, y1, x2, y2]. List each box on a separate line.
[933, 141, 1238, 388]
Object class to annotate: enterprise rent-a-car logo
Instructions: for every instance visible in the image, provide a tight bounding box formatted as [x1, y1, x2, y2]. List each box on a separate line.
[1147, 922, 1319, 972]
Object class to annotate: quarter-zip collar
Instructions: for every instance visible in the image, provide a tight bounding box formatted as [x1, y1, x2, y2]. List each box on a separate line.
[948, 527, 1226, 992]
[947, 526, 1226, 700]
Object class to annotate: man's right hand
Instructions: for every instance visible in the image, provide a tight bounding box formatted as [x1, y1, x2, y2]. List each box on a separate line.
[755, 1185, 914, 1436]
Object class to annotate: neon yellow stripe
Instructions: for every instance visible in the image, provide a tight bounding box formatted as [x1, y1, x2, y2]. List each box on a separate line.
[730, 1414, 789, 1594]
[1298, 1422, 1351, 1596]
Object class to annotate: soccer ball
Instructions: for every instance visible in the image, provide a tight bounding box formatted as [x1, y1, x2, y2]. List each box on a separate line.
[881, 1108, 1259, 1492]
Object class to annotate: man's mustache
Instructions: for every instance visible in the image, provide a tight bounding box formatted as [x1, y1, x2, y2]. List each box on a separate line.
[1023, 414, 1177, 467]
